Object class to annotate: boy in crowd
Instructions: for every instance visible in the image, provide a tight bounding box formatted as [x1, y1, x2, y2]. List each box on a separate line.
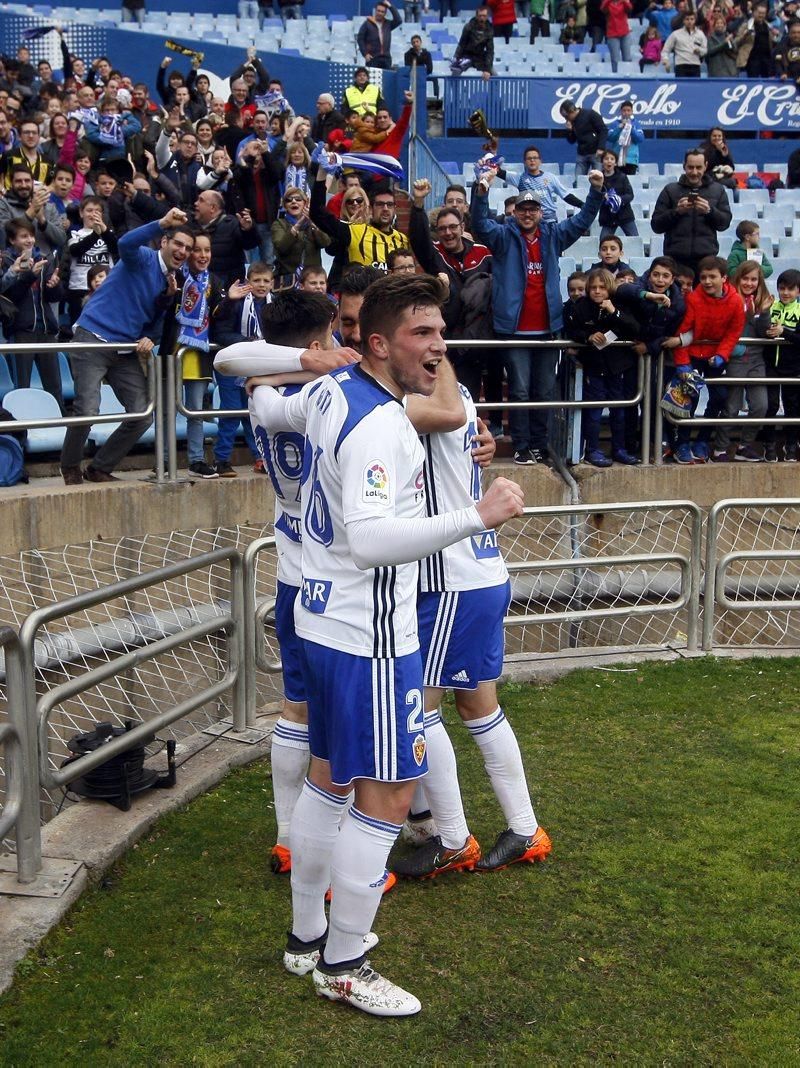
[210, 261, 274, 475]
[762, 268, 800, 462]
[727, 220, 773, 280]
[663, 255, 745, 465]
[498, 144, 584, 223]
[590, 234, 632, 277]
[675, 264, 695, 296]
[297, 266, 328, 293]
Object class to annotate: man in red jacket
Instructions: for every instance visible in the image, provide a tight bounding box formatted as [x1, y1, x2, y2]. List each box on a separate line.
[664, 255, 745, 464]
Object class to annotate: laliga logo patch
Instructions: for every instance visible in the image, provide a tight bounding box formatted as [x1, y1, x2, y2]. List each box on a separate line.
[412, 733, 426, 767]
[362, 460, 390, 504]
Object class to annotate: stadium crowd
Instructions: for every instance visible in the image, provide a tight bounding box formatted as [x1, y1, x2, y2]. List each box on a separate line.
[0, 5, 798, 486]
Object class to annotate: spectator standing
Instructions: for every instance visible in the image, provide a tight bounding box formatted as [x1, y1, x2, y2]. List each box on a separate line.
[0, 219, 65, 410]
[499, 144, 584, 222]
[662, 11, 707, 75]
[59, 209, 194, 485]
[452, 6, 495, 78]
[651, 149, 732, 277]
[271, 186, 331, 284]
[194, 189, 259, 285]
[0, 166, 66, 256]
[734, 2, 777, 77]
[647, 0, 677, 38]
[566, 267, 641, 466]
[774, 19, 800, 89]
[706, 14, 738, 75]
[3, 118, 50, 188]
[529, 0, 552, 41]
[357, 1, 403, 69]
[639, 25, 664, 71]
[473, 170, 605, 465]
[712, 261, 770, 462]
[586, 0, 607, 49]
[606, 101, 645, 174]
[760, 268, 800, 462]
[155, 127, 202, 211]
[311, 94, 346, 145]
[121, 0, 145, 25]
[662, 255, 745, 464]
[488, 0, 518, 44]
[66, 195, 119, 323]
[601, 0, 633, 67]
[559, 99, 607, 175]
[310, 170, 409, 271]
[727, 220, 773, 280]
[404, 35, 439, 96]
[341, 68, 385, 116]
[598, 149, 638, 237]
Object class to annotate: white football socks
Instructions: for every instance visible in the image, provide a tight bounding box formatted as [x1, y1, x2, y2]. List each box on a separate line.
[325, 807, 401, 966]
[420, 709, 470, 849]
[289, 778, 348, 944]
[271, 718, 310, 846]
[465, 707, 538, 836]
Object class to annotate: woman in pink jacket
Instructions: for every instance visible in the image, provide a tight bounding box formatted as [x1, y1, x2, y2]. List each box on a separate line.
[601, 0, 633, 67]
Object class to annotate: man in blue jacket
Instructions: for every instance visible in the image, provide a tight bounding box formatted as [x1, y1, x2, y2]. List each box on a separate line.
[473, 168, 604, 465]
[60, 207, 194, 485]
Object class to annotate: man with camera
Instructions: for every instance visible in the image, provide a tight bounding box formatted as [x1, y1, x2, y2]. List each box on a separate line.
[651, 149, 732, 280]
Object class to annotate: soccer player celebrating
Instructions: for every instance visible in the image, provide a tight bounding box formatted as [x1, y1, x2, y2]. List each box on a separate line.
[250, 274, 524, 1017]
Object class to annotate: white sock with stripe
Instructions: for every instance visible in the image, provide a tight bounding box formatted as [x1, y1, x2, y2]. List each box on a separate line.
[289, 778, 349, 944]
[421, 709, 469, 849]
[465, 708, 538, 836]
[408, 781, 430, 819]
[325, 807, 401, 967]
[271, 718, 309, 847]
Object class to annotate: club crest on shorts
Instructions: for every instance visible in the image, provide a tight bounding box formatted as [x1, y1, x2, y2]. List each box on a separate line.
[362, 460, 391, 504]
[412, 733, 426, 766]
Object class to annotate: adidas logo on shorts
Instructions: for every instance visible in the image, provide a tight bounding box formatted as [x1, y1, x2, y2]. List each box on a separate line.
[452, 669, 470, 684]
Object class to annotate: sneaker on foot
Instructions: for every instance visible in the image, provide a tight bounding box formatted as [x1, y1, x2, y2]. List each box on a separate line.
[784, 442, 798, 462]
[61, 465, 84, 486]
[84, 465, 120, 482]
[214, 460, 237, 477]
[734, 444, 762, 463]
[712, 449, 731, 463]
[612, 448, 639, 465]
[691, 441, 710, 463]
[474, 826, 552, 872]
[312, 960, 421, 1016]
[585, 449, 612, 468]
[392, 834, 481, 879]
[270, 843, 291, 874]
[530, 448, 550, 466]
[674, 443, 694, 465]
[189, 460, 219, 479]
[513, 448, 536, 465]
[400, 811, 438, 846]
[283, 931, 379, 977]
[764, 443, 778, 463]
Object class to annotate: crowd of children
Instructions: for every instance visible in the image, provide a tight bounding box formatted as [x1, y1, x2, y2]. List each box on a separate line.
[563, 235, 800, 466]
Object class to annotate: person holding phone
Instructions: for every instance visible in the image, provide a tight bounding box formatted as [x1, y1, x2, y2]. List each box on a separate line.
[651, 148, 732, 280]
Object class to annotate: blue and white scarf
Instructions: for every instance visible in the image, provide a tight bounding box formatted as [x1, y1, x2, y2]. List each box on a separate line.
[98, 114, 123, 147]
[239, 293, 264, 340]
[176, 269, 210, 351]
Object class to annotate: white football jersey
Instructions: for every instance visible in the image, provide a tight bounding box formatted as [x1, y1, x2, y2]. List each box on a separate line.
[418, 384, 509, 593]
[257, 365, 427, 657]
[250, 384, 305, 586]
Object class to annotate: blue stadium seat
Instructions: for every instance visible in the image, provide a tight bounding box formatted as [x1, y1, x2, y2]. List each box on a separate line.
[89, 384, 156, 449]
[0, 356, 14, 401]
[773, 189, 800, 215]
[2, 388, 65, 453]
[778, 237, 800, 259]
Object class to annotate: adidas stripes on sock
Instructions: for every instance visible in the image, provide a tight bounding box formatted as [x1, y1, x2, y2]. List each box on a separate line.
[465, 707, 538, 836]
[289, 778, 349, 944]
[420, 709, 469, 849]
[324, 807, 401, 967]
[271, 717, 310, 846]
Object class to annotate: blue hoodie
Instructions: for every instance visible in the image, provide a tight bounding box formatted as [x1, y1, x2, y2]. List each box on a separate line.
[472, 185, 603, 335]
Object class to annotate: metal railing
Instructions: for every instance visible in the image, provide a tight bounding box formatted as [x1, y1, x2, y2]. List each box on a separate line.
[505, 500, 703, 651]
[1, 548, 246, 887]
[702, 498, 800, 651]
[242, 536, 281, 728]
[653, 344, 799, 465]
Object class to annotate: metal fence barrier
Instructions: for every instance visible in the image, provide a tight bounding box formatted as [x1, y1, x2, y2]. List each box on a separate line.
[1, 548, 245, 889]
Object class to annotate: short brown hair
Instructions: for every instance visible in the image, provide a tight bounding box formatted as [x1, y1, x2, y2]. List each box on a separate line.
[585, 267, 618, 295]
[359, 273, 446, 353]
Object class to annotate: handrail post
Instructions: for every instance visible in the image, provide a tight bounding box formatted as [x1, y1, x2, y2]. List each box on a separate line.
[229, 553, 248, 731]
[0, 627, 42, 884]
[654, 350, 665, 466]
[166, 349, 179, 483]
[640, 354, 651, 466]
[702, 501, 722, 651]
[153, 351, 165, 484]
